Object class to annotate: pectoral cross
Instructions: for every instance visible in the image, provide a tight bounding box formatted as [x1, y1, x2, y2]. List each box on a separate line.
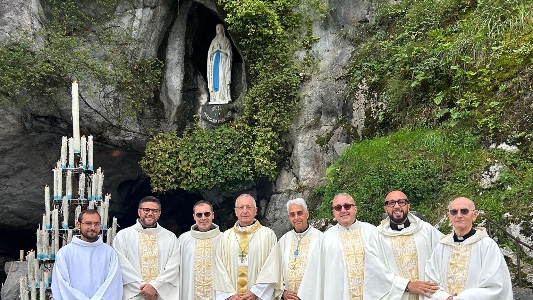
[239, 252, 246, 263]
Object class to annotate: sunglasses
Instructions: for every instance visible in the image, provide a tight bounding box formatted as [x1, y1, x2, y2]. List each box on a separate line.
[449, 208, 470, 216]
[289, 211, 304, 217]
[195, 212, 212, 218]
[332, 203, 355, 212]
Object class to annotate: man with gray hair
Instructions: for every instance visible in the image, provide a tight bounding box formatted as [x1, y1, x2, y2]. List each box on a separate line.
[425, 196, 513, 300]
[277, 198, 323, 300]
[215, 193, 282, 300]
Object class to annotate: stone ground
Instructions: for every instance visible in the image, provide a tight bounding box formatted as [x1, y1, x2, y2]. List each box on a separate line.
[515, 287, 533, 299]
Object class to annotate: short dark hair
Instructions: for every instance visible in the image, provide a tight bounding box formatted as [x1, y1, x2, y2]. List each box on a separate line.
[192, 200, 213, 213]
[78, 209, 101, 223]
[138, 196, 161, 209]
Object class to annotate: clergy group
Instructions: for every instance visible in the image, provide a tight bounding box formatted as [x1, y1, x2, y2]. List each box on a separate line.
[50, 192, 513, 300]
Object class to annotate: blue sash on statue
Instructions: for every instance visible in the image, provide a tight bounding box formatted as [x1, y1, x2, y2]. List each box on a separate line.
[213, 50, 221, 91]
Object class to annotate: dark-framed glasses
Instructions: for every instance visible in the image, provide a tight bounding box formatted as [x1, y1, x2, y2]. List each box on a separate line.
[333, 203, 355, 212]
[80, 222, 101, 227]
[236, 205, 254, 211]
[449, 208, 470, 215]
[195, 212, 212, 218]
[140, 208, 160, 214]
[384, 199, 408, 207]
[289, 211, 304, 218]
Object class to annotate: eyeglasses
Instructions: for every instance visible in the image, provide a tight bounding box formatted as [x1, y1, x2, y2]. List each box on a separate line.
[140, 208, 160, 214]
[289, 211, 304, 217]
[332, 203, 355, 212]
[384, 199, 409, 207]
[236, 205, 255, 211]
[195, 212, 212, 218]
[80, 222, 101, 227]
[449, 208, 471, 215]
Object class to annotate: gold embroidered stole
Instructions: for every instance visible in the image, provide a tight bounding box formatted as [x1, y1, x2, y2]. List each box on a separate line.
[286, 232, 311, 292]
[391, 235, 419, 300]
[446, 244, 471, 295]
[339, 228, 365, 300]
[139, 232, 160, 282]
[194, 238, 215, 299]
[233, 222, 262, 296]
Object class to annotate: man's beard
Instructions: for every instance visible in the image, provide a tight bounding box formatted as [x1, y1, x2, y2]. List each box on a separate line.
[389, 210, 408, 224]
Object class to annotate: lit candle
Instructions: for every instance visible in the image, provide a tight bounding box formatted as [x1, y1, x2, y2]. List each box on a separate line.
[81, 135, 87, 169]
[61, 136, 67, 168]
[72, 80, 81, 153]
[68, 137, 74, 168]
[88, 135, 93, 170]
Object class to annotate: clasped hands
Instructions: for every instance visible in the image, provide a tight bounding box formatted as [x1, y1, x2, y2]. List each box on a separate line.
[406, 280, 439, 297]
[140, 283, 158, 300]
[229, 291, 258, 300]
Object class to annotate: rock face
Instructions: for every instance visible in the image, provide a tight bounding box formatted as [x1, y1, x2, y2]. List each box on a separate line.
[0, 0, 374, 289]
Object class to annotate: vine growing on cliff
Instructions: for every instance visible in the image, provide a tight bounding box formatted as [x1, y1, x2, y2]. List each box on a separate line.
[0, 0, 163, 125]
[141, 0, 327, 193]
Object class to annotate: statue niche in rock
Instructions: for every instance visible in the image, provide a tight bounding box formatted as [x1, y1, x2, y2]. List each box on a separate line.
[207, 24, 232, 105]
[202, 24, 234, 127]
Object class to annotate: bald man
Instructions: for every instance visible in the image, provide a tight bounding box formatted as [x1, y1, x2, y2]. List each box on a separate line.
[424, 197, 513, 300]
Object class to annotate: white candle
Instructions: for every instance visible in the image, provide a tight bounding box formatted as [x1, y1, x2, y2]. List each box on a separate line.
[53, 209, 59, 256]
[68, 137, 74, 168]
[88, 135, 93, 170]
[91, 173, 97, 201]
[58, 166, 63, 201]
[62, 196, 69, 229]
[78, 172, 85, 199]
[67, 229, 73, 244]
[81, 135, 87, 168]
[98, 169, 104, 200]
[102, 200, 109, 228]
[42, 229, 48, 259]
[89, 200, 95, 209]
[66, 170, 72, 199]
[39, 280, 45, 299]
[53, 168, 57, 200]
[44, 185, 50, 219]
[61, 136, 67, 168]
[30, 281, 36, 300]
[72, 80, 81, 153]
[75, 205, 81, 224]
[36, 228, 41, 259]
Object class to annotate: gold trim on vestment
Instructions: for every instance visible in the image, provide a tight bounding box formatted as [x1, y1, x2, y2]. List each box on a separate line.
[194, 238, 215, 299]
[139, 232, 159, 283]
[340, 228, 365, 300]
[233, 221, 262, 296]
[446, 244, 471, 295]
[391, 235, 419, 300]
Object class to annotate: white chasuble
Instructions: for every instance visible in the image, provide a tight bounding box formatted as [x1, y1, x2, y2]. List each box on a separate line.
[214, 221, 282, 300]
[178, 224, 222, 300]
[425, 227, 513, 300]
[113, 220, 180, 300]
[278, 226, 323, 293]
[297, 221, 376, 300]
[365, 213, 443, 300]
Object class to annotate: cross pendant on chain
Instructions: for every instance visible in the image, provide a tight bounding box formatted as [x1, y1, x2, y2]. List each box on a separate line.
[239, 252, 246, 263]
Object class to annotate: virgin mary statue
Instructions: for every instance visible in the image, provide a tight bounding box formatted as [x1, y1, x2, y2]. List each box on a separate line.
[207, 24, 233, 104]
